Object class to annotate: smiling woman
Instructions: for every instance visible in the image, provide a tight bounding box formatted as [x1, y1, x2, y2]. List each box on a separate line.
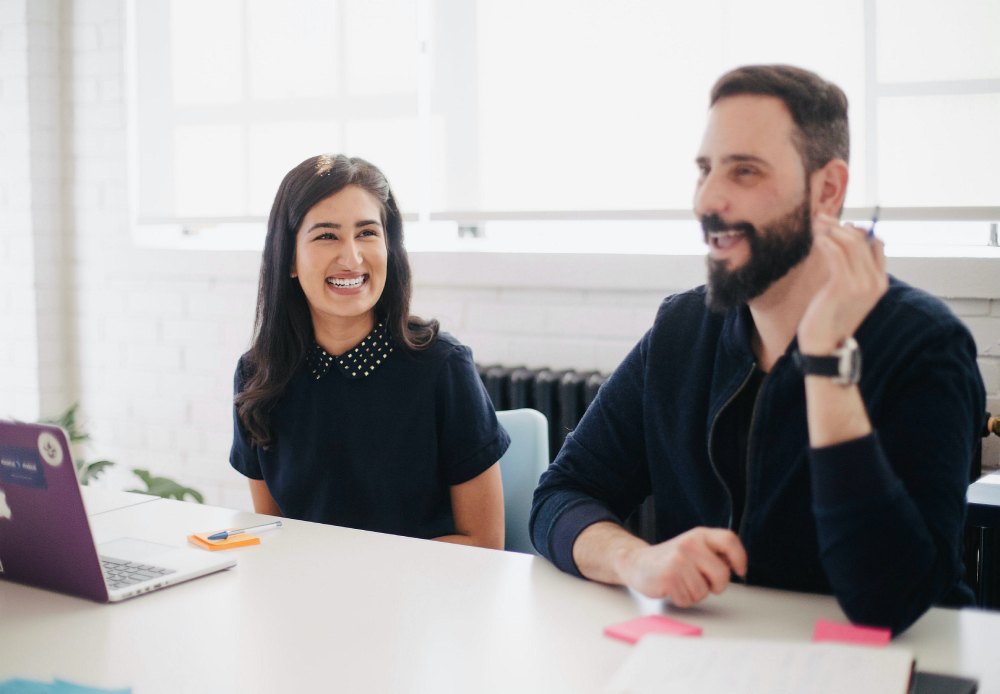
[230, 155, 510, 550]
[292, 185, 390, 356]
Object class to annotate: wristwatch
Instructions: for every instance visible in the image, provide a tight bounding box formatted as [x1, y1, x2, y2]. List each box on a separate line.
[793, 336, 861, 386]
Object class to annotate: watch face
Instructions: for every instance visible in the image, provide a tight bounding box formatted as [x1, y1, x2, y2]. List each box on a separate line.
[837, 337, 862, 385]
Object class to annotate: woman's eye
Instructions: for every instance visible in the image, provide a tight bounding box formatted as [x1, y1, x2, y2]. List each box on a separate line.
[316, 232, 336, 240]
[359, 228, 378, 238]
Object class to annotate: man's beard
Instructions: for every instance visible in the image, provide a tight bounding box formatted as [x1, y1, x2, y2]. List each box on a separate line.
[703, 197, 813, 313]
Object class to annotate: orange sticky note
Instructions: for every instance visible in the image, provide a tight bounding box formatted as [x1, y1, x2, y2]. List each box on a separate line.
[604, 615, 702, 644]
[813, 619, 890, 647]
[188, 531, 261, 551]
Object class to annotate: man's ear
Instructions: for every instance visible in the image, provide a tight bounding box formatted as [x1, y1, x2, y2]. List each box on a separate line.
[810, 158, 849, 216]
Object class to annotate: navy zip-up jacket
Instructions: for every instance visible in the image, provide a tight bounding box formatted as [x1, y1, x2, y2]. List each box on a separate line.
[530, 277, 982, 635]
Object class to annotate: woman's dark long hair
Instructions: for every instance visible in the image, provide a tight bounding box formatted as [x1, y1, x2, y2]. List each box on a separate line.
[236, 154, 438, 446]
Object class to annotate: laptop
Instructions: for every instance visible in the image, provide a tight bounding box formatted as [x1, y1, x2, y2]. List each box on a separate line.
[0, 419, 235, 602]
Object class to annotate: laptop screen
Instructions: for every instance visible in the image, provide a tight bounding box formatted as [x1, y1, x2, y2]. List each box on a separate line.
[0, 420, 109, 601]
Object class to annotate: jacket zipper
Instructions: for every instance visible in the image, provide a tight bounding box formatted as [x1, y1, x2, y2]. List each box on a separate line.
[738, 372, 769, 542]
[706, 365, 756, 535]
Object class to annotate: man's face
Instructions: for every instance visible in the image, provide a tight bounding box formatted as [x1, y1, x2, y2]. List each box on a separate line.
[693, 95, 814, 312]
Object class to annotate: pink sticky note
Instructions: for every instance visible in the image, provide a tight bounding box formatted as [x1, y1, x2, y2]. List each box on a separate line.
[812, 619, 891, 647]
[604, 615, 703, 644]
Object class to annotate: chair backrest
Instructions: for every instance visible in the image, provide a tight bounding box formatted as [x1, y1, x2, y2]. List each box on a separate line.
[496, 408, 550, 554]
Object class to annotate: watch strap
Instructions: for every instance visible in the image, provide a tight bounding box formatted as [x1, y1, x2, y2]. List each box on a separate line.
[792, 351, 841, 377]
[792, 337, 861, 385]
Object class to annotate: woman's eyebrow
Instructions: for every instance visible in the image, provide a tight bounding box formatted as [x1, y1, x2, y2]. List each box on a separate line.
[306, 220, 382, 234]
[306, 222, 340, 234]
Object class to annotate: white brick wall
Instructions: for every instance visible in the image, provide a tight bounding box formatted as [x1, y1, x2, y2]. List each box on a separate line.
[0, 0, 41, 420]
[1, 0, 998, 512]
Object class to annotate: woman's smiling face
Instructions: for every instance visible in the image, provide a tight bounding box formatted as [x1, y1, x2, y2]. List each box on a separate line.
[292, 184, 388, 342]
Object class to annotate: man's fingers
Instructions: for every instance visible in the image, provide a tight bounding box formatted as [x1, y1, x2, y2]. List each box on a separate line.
[702, 528, 748, 577]
[697, 552, 733, 595]
[673, 566, 709, 607]
[873, 237, 887, 273]
[822, 217, 882, 273]
[830, 224, 888, 300]
[680, 537, 736, 594]
[826, 225, 873, 285]
[631, 528, 747, 606]
[665, 574, 693, 607]
[678, 535, 737, 600]
[813, 229, 856, 291]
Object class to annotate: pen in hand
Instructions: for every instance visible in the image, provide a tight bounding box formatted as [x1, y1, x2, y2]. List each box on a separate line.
[207, 520, 282, 541]
[867, 205, 880, 240]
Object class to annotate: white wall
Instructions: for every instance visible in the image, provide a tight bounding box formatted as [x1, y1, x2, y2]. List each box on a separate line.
[1, 0, 998, 512]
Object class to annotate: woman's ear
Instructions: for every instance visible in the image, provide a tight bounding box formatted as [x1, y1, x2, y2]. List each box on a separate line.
[810, 158, 849, 216]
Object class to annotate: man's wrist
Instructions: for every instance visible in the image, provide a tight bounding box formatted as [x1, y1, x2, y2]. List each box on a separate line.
[608, 531, 648, 584]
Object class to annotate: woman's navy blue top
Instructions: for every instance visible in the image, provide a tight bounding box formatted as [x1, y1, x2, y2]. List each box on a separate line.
[230, 326, 509, 540]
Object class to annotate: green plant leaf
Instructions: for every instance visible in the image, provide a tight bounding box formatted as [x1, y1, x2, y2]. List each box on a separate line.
[79, 459, 115, 485]
[39, 402, 90, 444]
[128, 468, 205, 504]
[39, 405, 205, 504]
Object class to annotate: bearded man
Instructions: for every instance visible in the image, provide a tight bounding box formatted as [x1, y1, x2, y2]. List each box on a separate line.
[529, 64, 984, 636]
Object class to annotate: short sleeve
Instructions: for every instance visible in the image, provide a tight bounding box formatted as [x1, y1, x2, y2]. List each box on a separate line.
[229, 360, 264, 480]
[435, 344, 510, 485]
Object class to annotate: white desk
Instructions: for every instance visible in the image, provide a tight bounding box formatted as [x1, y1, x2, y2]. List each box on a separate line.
[2, 493, 999, 693]
[82, 488, 161, 516]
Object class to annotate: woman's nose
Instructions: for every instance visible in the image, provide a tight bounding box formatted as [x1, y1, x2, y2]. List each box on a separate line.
[337, 239, 363, 267]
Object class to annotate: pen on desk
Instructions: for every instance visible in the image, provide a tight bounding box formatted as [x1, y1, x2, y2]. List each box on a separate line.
[207, 520, 282, 541]
[867, 204, 880, 240]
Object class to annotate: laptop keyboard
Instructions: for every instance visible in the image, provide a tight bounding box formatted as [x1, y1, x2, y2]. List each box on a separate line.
[101, 556, 176, 590]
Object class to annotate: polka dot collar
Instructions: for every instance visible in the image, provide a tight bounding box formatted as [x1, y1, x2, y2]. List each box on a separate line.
[307, 322, 394, 380]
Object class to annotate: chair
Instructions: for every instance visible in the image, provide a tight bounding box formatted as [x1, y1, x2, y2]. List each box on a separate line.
[496, 408, 550, 554]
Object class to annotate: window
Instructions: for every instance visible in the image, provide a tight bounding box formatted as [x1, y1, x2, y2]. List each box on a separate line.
[129, 0, 1000, 248]
[132, 0, 419, 221]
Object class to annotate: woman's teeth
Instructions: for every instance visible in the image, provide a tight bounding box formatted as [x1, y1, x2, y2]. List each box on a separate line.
[327, 276, 366, 288]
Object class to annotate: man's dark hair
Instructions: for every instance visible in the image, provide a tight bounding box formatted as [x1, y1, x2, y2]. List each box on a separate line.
[710, 64, 849, 175]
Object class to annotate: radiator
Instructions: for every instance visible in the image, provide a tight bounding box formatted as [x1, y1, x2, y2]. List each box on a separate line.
[476, 364, 607, 461]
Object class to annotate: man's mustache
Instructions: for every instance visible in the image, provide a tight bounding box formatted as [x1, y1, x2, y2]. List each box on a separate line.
[701, 214, 757, 242]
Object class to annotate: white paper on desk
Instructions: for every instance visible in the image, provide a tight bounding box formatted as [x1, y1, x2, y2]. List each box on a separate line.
[606, 635, 913, 694]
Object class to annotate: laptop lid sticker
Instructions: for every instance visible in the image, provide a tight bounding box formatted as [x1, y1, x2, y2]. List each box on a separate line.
[37, 431, 64, 467]
[0, 446, 48, 489]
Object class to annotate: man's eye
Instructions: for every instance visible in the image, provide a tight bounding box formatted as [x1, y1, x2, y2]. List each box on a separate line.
[734, 167, 757, 178]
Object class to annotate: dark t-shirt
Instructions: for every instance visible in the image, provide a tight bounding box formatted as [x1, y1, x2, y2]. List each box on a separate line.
[230, 329, 510, 540]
